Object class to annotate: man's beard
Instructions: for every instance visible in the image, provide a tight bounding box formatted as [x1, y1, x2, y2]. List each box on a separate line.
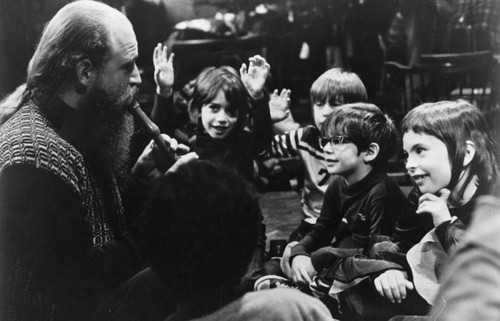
[82, 80, 138, 183]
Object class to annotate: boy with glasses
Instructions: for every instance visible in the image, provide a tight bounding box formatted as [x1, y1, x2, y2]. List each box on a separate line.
[255, 104, 404, 308]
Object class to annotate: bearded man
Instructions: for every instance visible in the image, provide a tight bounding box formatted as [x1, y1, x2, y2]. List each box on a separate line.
[0, 2, 191, 320]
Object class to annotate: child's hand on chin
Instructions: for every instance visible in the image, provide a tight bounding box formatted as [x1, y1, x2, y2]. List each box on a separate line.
[416, 188, 452, 227]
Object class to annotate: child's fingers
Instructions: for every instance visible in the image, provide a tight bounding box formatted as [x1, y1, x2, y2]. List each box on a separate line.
[162, 44, 168, 59]
[176, 143, 190, 155]
[438, 188, 451, 201]
[239, 63, 247, 76]
[272, 89, 279, 96]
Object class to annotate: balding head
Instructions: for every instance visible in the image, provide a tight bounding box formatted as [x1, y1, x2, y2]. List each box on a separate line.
[26, 1, 133, 102]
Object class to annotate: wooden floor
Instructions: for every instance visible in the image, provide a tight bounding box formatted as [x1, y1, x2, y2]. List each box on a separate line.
[260, 190, 303, 251]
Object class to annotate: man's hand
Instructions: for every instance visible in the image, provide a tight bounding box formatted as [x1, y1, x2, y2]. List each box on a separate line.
[269, 88, 291, 122]
[416, 188, 451, 226]
[373, 269, 414, 304]
[280, 241, 299, 278]
[133, 134, 193, 182]
[153, 43, 174, 97]
[240, 55, 270, 100]
[290, 255, 316, 285]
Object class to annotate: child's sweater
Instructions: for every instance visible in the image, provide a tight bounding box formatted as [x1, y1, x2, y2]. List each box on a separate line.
[268, 125, 334, 224]
[290, 169, 405, 260]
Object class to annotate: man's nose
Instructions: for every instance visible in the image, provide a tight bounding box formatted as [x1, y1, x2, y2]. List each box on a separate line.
[130, 64, 142, 85]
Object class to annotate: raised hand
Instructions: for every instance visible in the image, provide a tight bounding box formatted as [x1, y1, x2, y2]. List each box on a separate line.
[416, 188, 452, 226]
[373, 269, 414, 304]
[153, 43, 175, 97]
[240, 55, 270, 100]
[270, 88, 291, 122]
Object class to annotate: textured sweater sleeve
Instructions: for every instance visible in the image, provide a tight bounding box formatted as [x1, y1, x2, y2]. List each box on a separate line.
[0, 165, 145, 319]
[268, 128, 303, 158]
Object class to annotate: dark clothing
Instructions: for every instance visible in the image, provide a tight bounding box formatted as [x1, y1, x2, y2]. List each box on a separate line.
[151, 93, 271, 266]
[290, 170, 405, 263]
[151, 94, 272, 182]
[0, 99, 145, 321]
[311, 186, 483, 321]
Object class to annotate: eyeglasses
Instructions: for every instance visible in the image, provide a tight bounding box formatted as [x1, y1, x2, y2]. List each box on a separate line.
[319, 135, 352, 148]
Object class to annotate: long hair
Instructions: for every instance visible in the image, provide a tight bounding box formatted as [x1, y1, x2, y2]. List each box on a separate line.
[401, 100, 499, 196]
[25, 1, 115, 102]
[188, 66, 250, 130]
[0, 83, 26, 125]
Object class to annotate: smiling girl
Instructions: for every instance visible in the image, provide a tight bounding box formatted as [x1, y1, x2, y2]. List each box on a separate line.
[369, 100, 499, 313]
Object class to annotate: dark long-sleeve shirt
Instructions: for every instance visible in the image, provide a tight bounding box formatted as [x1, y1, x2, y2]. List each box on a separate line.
[291, 170, 405, 261]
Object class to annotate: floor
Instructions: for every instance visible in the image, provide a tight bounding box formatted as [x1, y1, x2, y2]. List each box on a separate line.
[260, 190, 303, 251]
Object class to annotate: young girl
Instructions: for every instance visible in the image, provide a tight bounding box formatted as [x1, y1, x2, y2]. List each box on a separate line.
[327, 100, 499, 321]
[150, 43, 271, 270]
[151, 43, 272, 182]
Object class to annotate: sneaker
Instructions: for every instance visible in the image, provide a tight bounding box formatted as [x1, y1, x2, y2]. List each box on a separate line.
[254, 275, 301, 291]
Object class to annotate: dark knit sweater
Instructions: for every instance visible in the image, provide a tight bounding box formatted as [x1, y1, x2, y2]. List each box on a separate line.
[0, 100, 144, 321]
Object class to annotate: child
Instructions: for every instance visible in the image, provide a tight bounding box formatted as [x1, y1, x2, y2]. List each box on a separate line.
[316, 100, 499, 321]
[150, 43, 272, 182]
[144, 160, 333, 321]
[150, 43, 270, 270]
[266, 68, 368, 242]
[248, 103, 403, 294]
[280, 103, 405, 286]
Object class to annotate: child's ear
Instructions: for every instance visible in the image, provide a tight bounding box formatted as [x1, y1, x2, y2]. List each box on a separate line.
[463, 140, 476, 167]
[75, 58, 97, 87]
[363, 142, 380, 163]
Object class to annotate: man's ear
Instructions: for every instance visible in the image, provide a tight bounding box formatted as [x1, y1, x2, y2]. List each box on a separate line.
[463, 140, 476, 167]
[363, 142, 380, 163]
[76, 59, 97, 87]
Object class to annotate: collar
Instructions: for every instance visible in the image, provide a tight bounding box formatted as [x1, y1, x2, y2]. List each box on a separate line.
[342, 169, 383, 196]
[34, 95, 75, 131]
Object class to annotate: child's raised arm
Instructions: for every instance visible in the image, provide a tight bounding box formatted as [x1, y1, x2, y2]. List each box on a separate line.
[269, 88, 291, 123]
[240, 55, 270, 100]
[153, 43, 175, 98]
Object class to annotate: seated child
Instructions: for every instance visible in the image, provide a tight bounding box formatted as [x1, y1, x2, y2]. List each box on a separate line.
[149, 43, 270, 270]
[266, 68, 368, 241]
[281, 103, 405, 285]
[144, 160, 333, 321]
[252, 103, 404, 301]
[313, 100, 499, 321]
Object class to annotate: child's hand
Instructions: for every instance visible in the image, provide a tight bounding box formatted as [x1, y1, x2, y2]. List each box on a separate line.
[280, 241, 299, 278]
[373, 269, 414, 304]
[240, 55, 270, 100]
[153, 43, 175, 97]
[290, 255, 316, 285]
[416, 188, 452, 227]
[270, 89, 291, 122]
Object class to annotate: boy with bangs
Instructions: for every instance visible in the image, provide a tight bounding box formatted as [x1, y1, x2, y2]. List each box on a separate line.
[254, 104, 405, 300]
[279, 103, 405, 286]
[267, 68, 368, 241]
